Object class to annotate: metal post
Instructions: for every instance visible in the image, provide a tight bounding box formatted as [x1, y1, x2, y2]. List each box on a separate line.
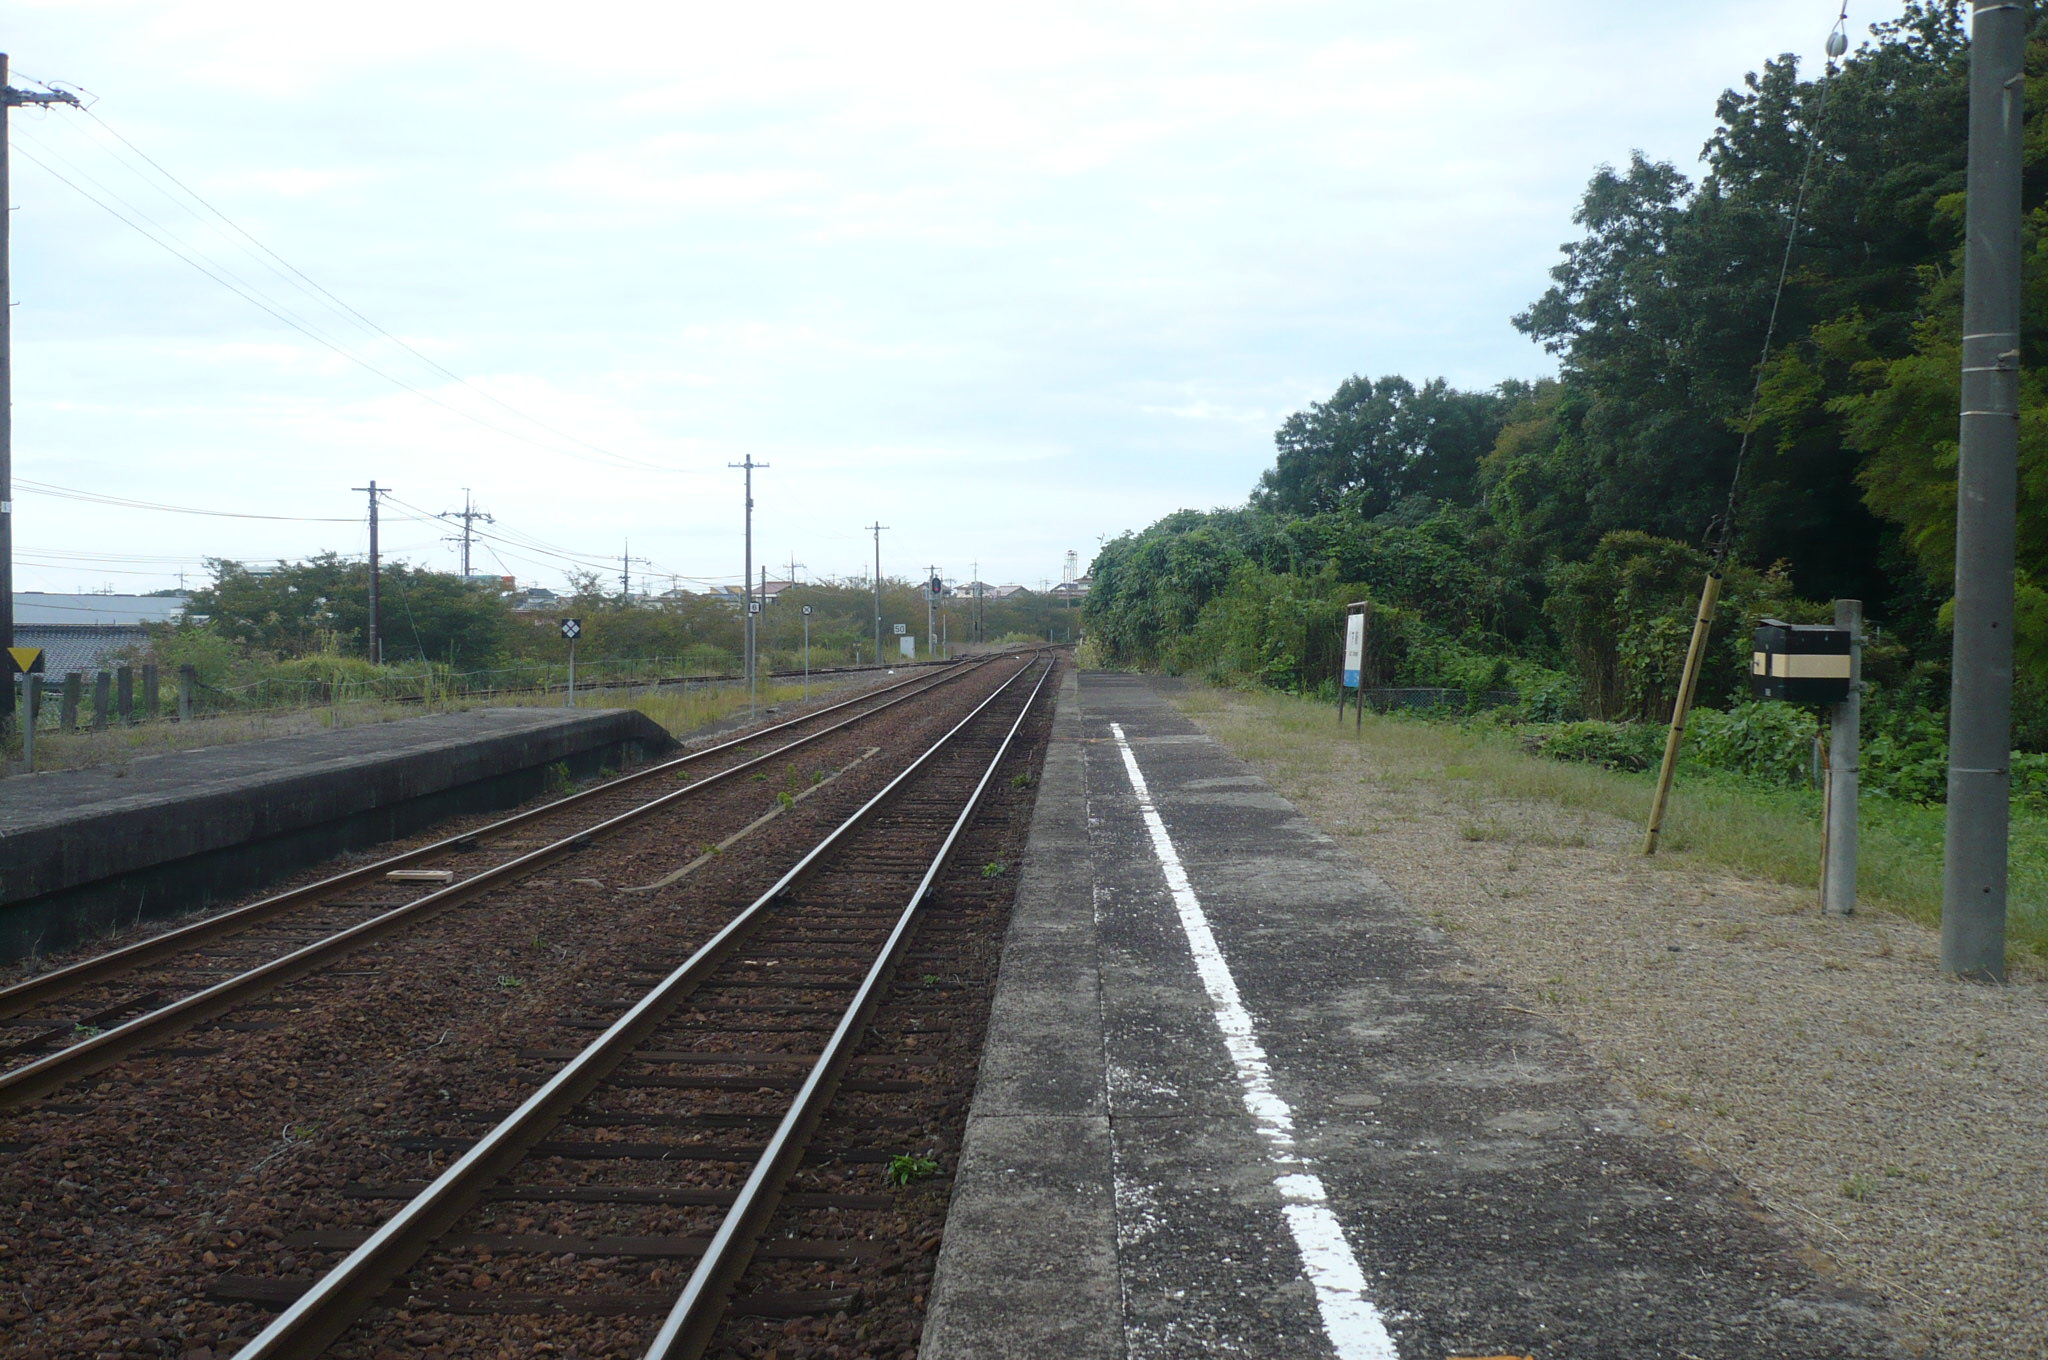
[802, 611, 810, 700]
[867, 522, 888, 666]
[926, 565, 937, 660]
[729, 456, 766, 706]
[1943, 0, 2024, 981]
[21, 672, 35, 770]
[756, 564, 767, 711]
[567, 641, 576, 708]
[1643, 572, 1723, 854]
[1824, 600, 1862, 916]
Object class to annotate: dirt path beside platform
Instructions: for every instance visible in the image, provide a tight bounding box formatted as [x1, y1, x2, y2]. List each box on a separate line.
[1170, 683, 2048, 1360]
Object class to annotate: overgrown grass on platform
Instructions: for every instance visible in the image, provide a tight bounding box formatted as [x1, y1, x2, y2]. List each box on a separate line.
[1173, 683, 2048, 965]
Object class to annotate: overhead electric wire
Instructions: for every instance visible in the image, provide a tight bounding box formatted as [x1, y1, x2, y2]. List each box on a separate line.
[69, 104, 681, 475]
[6, 89, 683, 475]
[1711, 1, 1851, 562]
[15, 477, 359, 522]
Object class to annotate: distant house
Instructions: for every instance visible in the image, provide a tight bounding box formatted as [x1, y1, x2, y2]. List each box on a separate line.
[1049, 575, 1092, 601]
[12, 592, 188, 676]
[987, 583, 1032, 600]
[708, 581, 799, 607]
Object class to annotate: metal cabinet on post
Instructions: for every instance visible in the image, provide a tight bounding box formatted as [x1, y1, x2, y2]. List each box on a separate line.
[1750, 619, 1852, 705]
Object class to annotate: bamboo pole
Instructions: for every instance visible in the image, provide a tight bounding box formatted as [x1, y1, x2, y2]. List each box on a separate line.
[1642, 571, 1723, 855]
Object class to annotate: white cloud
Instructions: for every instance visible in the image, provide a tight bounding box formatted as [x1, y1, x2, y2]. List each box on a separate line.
[4, 0, 1850, 590]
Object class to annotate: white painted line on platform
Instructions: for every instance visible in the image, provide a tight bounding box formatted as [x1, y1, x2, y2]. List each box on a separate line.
[1108, 721, 1398, 1360]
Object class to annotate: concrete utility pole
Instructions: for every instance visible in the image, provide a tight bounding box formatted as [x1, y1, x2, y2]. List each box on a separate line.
[1, 59, 82, 729]
[1944, 0, 2025, 982]
[352, 481, 386, 664]
[1824, 599, 1863, 916]
[438, 489, 493, 576]
[867, 522, 888, 664]
[617, 539, 650, 604]
[730, 456, 767, 695]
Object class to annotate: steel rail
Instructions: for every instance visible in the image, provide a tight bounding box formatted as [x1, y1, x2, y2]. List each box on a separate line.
[648, 653, 1054, 1359]
[230, 652, 1053, 1360]
[0, 656, 1016, 1110]
[0, 658, 986, 1022]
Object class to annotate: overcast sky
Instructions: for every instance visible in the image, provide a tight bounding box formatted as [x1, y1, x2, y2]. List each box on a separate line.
[5, 0, 1854, 596]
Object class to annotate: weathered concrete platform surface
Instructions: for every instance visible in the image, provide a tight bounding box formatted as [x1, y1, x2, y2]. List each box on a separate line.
[0, 707, 671, 960]
[923, 671, 1899, 1359]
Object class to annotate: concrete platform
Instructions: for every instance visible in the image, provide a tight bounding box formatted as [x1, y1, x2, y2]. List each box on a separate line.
[0, 706, 671, 962]
[923, 671, 1900, 1359]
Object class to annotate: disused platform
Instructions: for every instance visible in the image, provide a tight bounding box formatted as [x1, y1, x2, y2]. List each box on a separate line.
[0, 706, 671, 962]
[922, 670, 1899, 1358]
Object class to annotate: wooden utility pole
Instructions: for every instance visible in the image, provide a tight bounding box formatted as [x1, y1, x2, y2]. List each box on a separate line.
[1, 58, 82, 729]
[353, 481, 385, 663]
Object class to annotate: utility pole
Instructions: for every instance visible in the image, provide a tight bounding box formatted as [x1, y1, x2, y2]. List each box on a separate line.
[1, 60, 82, 730]
[1944, 0, 2026, 982]
[867, 522, 888, 665]
[617, 539, 650, 604]
[352, 481, 386, 664]
[438, 489, 493, 576]
[730, 456, 767, 697]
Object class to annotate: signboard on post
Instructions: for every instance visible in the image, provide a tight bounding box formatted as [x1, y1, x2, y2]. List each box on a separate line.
[892, 623, 907, 636]
[558, 619, 582, 641]
[1336, 601, 1371, 732]
[899, 635, 916, 660]
[7, 647, 44, 675]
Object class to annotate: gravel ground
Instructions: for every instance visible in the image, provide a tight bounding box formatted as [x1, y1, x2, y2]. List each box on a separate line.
[1173, 686, 2048, 1360]
[0, 659, 1034, 1359]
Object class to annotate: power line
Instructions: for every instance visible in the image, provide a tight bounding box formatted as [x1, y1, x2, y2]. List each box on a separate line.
[15, 476, 359, 521]
[7, 112, 683, 474]
[68, 103, 676, 473]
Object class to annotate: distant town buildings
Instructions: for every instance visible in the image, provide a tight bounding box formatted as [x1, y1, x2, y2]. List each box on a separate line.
[11, 592, 188, 674]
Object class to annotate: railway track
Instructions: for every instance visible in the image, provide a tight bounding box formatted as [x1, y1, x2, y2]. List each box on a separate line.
[0, 656, 1005, 1109]
[222, 651, 1055, 1359]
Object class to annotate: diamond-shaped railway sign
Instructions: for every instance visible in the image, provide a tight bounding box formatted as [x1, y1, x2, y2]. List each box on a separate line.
[559, 618, 583, 640]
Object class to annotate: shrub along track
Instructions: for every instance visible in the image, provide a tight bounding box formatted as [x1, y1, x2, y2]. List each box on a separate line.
[0, 652, 1056, 1360]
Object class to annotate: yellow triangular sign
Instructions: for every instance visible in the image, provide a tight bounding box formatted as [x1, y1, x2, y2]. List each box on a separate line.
[8, 647, 42, 674]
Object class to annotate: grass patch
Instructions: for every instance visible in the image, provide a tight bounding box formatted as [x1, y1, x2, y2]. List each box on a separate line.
[1172, 683, 2048, 964]
[573, 681, 811, 736]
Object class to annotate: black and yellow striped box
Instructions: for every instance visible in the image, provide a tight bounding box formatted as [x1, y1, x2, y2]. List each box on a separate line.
[1751, 619, 1852, 704]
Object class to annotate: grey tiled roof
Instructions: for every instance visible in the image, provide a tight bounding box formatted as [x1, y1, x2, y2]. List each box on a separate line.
[13, 626, 148, 677]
